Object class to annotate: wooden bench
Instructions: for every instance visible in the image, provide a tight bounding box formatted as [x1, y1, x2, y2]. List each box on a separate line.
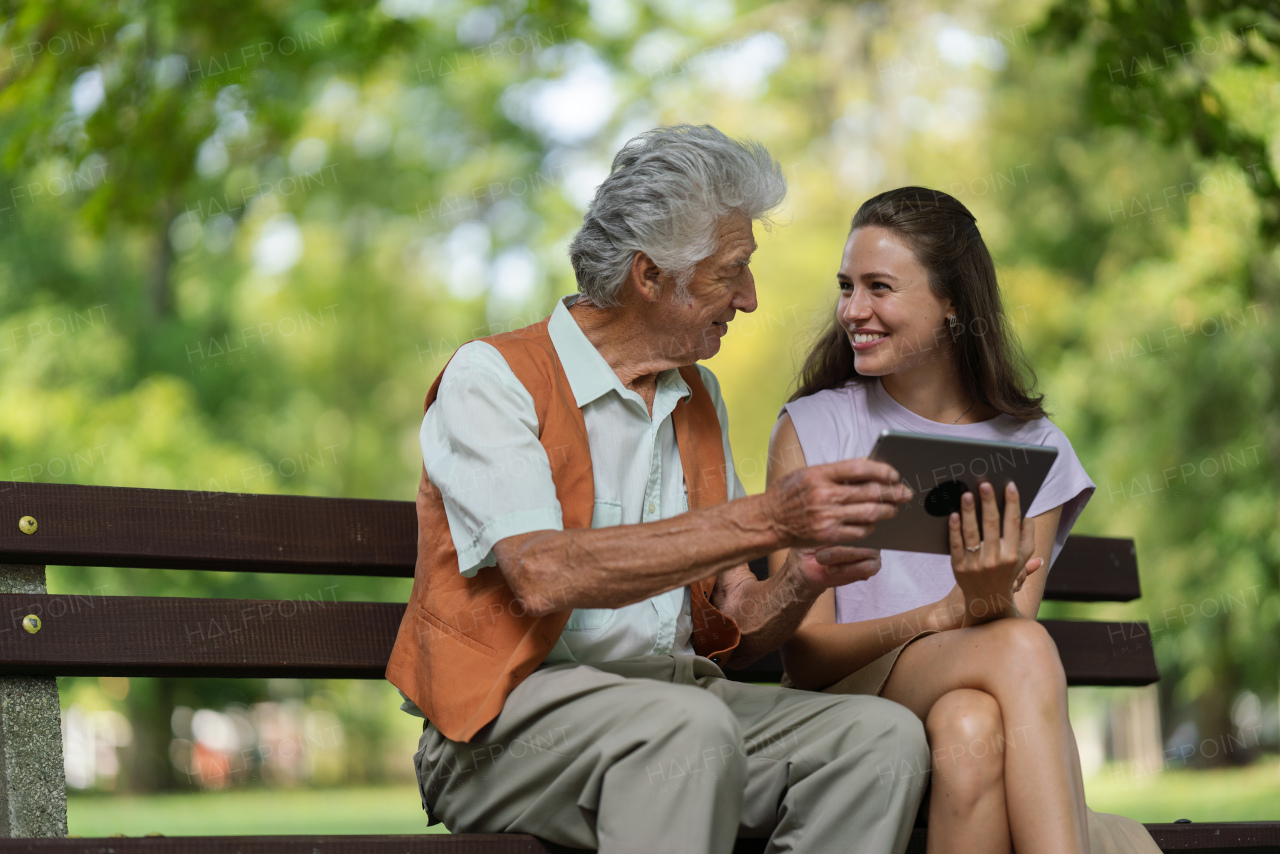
[0, 479, 1275, 853]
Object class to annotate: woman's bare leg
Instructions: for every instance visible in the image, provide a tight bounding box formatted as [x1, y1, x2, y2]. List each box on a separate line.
[923, 689, 1011, 854]
[882, 619, 1090, 854]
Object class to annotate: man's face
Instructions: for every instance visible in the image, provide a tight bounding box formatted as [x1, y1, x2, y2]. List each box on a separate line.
[650, 212, 758, 364]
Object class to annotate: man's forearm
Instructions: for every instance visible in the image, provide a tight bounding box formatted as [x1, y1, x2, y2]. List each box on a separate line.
[501, 493, 788, 616]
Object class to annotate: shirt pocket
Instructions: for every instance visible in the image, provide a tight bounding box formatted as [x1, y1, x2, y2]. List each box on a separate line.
[591, 498, 623, 529]
[564, 607, 615, 631]
[566, 499, 624, 632]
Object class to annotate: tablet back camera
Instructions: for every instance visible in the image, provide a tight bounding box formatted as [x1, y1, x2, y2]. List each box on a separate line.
[924, 480, 970, 517]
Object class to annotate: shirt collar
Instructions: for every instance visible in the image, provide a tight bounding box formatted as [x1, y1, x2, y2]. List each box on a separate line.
[547, 294, 691, 409]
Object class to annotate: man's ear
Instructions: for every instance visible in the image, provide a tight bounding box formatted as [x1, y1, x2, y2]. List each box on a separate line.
[627, 252, 664, 303]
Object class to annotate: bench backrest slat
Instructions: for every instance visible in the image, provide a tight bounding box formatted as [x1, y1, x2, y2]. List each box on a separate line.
[0, 593, 398, 679]
[0, 593, 1157, 686]
[2, 482, 1139, 602]
[0, 481, 415, 576]
[1041, 535, 1141, 602]
[730, 620, 1158, 687]
[745, 534, 1140, 604]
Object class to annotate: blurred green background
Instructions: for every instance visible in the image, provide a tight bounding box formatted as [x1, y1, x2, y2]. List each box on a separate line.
[2, 0, 1279, 834]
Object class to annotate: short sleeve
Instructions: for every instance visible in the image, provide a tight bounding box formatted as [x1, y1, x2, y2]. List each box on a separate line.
[779, 399, 820, 467]
[1025, 421, 1096, 569]
[420, 341, 563, 577]
[778, 387, 858, 467]
[696, 364, 748, 501]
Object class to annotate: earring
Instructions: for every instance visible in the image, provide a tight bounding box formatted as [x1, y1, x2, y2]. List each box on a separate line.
[948, 315, 957, 329]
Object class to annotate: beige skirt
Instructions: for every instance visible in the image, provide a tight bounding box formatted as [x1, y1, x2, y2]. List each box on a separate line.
[810, 629, 937, 697]
[812, 631, 1162, 854]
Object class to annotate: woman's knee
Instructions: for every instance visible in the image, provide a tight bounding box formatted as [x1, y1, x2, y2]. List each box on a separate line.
[983, 618, 1066, 690]
[927, 689, 1002, 743]
[926, 690, 1004, 796]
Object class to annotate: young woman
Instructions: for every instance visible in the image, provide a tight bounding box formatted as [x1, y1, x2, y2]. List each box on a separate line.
[767, 188, 1159, 854]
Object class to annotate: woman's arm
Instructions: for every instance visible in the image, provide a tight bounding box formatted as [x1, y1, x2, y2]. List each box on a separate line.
[1012, 506, 1060, 617]
[778, 586, 963, 690]
[767, 414, 1060, 689]
[711, 417, 912, 668]
[767, 414, 957, 690]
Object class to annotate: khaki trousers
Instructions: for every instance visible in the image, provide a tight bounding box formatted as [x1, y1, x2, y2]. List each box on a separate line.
[414, 654, 930, 854]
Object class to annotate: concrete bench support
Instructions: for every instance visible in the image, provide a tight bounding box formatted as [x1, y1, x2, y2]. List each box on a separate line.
[0, 564, 67, 837]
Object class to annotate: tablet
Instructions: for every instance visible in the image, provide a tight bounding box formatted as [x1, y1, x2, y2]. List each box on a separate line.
[859, 430, 1058, 555]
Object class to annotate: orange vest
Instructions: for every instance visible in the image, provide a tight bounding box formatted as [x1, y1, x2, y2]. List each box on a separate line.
[385, 317, 742, 743]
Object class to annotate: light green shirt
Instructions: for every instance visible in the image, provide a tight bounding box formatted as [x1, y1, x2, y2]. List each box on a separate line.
[419, 294, 747, 665]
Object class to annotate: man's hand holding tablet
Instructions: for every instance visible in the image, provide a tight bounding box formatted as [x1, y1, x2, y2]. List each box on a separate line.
[766, 457, 913, 592]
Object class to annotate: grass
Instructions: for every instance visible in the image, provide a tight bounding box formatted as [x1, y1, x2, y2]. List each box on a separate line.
[68, 784, 447, 837]
[68, 763, 1280, 837]
[1084, 761, 1280, 823]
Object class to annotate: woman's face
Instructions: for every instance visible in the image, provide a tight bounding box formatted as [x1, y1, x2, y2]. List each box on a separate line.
[837, 225, 954, 378]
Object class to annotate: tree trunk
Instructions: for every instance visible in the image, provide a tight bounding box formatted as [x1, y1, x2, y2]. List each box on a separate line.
[1197, 616, 1241, 767]
[150, 199, 175, 318]
[125, 677, 181, 792]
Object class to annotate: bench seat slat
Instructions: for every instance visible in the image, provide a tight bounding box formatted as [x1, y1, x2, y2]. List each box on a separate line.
[1145, 821, 1280, 850]
[0, 481, 416, 577]
[0, 595, 1157, 686]
[0, 824, 1278, 852]
[0, 837, 551, 853]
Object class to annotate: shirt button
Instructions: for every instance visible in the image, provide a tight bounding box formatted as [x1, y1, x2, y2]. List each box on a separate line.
[647, 502, 656, 514]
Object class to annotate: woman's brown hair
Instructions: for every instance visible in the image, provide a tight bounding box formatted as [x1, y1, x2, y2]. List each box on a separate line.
[789, 186, 1046, 421]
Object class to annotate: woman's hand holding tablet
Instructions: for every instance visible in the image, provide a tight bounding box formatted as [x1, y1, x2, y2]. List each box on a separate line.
[947, 480, 1043, 626]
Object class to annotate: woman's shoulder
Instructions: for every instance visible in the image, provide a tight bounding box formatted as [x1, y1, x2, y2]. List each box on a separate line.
[1007, 413, 1095, 536]
[778, 381, 868, 465]
[1003, 414, 1093, 491]
[780, 381, 866, 423]
[1004, 412, 1076, 451]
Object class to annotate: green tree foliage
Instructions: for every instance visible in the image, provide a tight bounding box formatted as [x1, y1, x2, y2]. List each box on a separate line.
[1041, 0, 1280, 235]
[1031, 0, 1280, 757]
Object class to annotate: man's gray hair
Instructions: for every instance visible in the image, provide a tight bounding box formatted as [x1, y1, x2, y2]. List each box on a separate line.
[569, 124, 787, 307]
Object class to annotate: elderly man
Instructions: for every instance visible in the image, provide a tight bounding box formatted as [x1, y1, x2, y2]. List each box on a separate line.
[387, 125, 929, 853]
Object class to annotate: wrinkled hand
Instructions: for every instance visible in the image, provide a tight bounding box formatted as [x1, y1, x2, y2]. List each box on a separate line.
[948, 481, 1043, 627]
[790, 545, 883, 593]
[767, 458, 913, 548]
